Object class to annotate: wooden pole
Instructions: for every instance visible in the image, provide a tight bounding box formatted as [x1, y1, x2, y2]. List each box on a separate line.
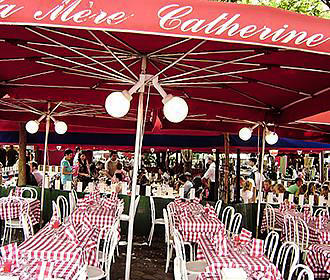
[18, 122, 27, 186]
[319, 151, 325, 183]
[215, 148, 220, 201]
[235, 149, 241, 204]
[224, 133, 230, 202]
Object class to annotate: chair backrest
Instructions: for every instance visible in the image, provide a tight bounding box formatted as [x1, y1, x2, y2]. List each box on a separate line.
[163, 208, 170, 245]
[21, 187, 38, 199]
[288, 264, 314, 280]
[265, 204, 275, 231]
[104, 219, 120, 277]
[69, 193, 76, 215]
[72, 189, 78, 203]
[115, 199, 125, 218]
[2, 197, 25, 224]
[72, 264, 88, 280]
[276, 241, 300, 278]
[296, 218, 309, 251]
[173, 229, 186, 262]
[134, 195, 140, 216]
[56, 195, 69, 223]
[214, 200, 222, 217]
[229, 212, 242, 237]
[264, 231, 279, 262]
[150, 196, 156, 222]
[21, 212, 34, 240]
[313, 208, 327, 217]
[174, 256, 188, 280]
[221, 206, 235, 232]
[166, 205, 176, 237]
[283, 214, 296, 242]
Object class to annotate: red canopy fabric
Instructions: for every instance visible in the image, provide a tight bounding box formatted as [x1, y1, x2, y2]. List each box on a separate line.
[0, 0, 329, 141]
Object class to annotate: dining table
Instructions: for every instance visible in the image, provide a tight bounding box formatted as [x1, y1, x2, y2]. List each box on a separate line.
[305, 243, 330, 279]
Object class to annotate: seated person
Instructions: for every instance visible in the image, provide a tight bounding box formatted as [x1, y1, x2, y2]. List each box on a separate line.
[112, 173, 124, 193]
[241, 180, 253, 203]
[31, 162, 43, 186]
[320, 184, 329, 200]
[286, 177, 303, 196]
[177, 174, 193, 198]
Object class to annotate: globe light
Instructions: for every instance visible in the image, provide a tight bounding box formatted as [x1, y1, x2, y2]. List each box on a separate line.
[265, 131, 278, 145]
[163, 95, 188, 123]
[25, 120, 39, 134]
[239, 127, 252, 141]
[105, 91, 131, 118]
[55, 121, 68, 134]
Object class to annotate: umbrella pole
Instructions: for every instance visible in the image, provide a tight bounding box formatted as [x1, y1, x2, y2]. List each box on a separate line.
[125, 91, 144, 280]
[40, 103, 50, 224]
[256, 126, 266, 238]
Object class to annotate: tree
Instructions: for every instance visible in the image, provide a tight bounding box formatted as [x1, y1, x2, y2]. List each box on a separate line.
[217, 0, 330, 18]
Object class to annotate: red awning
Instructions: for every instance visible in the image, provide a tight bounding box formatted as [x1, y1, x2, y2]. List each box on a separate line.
[0, 0, 329, 141]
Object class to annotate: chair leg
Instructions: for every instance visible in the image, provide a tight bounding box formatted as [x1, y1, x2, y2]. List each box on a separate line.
[8, 227, 12, 244]
[116, 245, 119, 257]
[148, 223, 155, 246]
[2, 226, 7, 246]
[165, 243, 170, 273]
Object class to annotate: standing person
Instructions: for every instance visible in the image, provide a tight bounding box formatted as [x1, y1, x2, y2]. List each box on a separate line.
[105, 151, 118, 178]
[60, 149, 73, 186]
[7, 145, 18, 167]
[73, 146, 81, 165]
[31, 162, 43, 186]
[0, 145, 6, 167]
[202, 155, 216, 201]
[77, 152, 90, 190]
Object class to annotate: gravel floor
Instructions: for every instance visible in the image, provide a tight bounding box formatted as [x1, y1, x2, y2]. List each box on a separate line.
[111, 236, 174, 280]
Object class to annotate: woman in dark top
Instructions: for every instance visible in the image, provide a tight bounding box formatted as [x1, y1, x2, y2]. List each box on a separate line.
[77, 152, 91, 190]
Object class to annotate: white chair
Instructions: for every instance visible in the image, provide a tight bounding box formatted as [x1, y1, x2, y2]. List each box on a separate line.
[69, 189, 78, 214]
[174, 256, 196, 280]
[115, 200, 124, 218]
[288, 264, 314, 280]
[313, 208, 327, 217]
[72, 264, 88, 280]
[2, 197, 27, 245]
[56, 195, 69, 223]
[214, 200, 222, 218]
[173, 229, 207, 277]
[264, 231, 279, 262]
[148, 196, 165, 246]
[120, 195, 140, 222]
[21, 187, 38, 199]
[296, 218, 309, 261]
[265, 204, 282, 232]
[87, 221, 119, 280]
[275, 241, 300, 278]
[21, 212, 34, 240]
[163, 208, 173, 273]
[228, 212, 242, 237]
[283, 214, 296, 242]
[221, 206, 235, 233]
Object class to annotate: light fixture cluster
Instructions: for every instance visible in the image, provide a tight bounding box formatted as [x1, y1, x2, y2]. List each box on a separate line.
[104, 75, 188, 123]
[26, 116, 68, 135]
[238, 124, 279, 145]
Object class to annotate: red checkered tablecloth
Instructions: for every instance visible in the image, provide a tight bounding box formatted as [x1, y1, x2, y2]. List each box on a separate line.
[305, 244, 330, 279]
[0, 198, 41, 225]
[196, 236, 282, 280]
[261, 208, 330, 244]
[70, 200, 117, 239]
[19, 222, 99, 269]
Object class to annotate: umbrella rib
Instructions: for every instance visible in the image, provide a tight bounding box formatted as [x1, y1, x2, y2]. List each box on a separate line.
[3, 83, 109, 91]
[164, 81, 248, 85]
[89, 31, 139, 80]
[148, 60, 168, 78]
[17, 43, 134, 84]
[5, 70, 56, 83]
[102, 31, 141, 55]
[151, 49, 255, 58]
[0, 100, 42, 116]
[160, 52, 265, 82]
[26, 27, 135, 83]
[148, 38, 191, 56]
[280, 65, 330, 74]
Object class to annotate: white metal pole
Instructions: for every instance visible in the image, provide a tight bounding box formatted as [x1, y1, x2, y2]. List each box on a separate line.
[256, 126, 266, 238]
[40, 103, 50, 224]
[125, 91, 144, 280]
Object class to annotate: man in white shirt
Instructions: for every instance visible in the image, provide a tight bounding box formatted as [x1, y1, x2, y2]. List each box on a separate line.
[73, 146, 81, 166]
[202, 155, 216, 201]
[31, 162, 43, 186]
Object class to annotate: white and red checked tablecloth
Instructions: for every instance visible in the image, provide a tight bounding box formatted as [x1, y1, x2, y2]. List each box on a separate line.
[19, 222, 99, 273]
[168, 201, 223, 243]
[71, 198, 118, 239]
[305, 244, 330, 279]
[261, 208, 330, 244]
[196, 236, 283, 280]
[0, 197, 40, 225]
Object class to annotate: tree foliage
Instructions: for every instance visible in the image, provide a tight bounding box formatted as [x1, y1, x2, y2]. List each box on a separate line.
[218, 0, 330, 18]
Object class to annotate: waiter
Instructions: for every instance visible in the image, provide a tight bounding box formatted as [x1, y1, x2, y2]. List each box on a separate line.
[202, 155, 216, 201]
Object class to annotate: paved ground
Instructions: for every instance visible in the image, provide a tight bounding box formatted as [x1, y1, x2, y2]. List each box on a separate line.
[111, 236, 174, 280]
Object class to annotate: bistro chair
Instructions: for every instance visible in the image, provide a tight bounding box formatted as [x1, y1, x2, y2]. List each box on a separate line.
[313, 208, 327, 217]
[120, 195, 140, 222]
[21, 212, 34, 240]
[21, 187, 38, 199]
[72, 264, 88, 280]
[148, 196, 165, 246]
[173, 229, 207, 277]
[275, 241, 300, 278]
[288, 264, 314, 280]
[221, 206, 235, 234]
[228, 212, 242, 238]
[163, 208, 173, 273]
[174, 256, 193, 280]
[296, 218, 309, 262]
[264, 231, 279, 262]
[265, 204, 281, 232]
[214, 200, 222, 218]
[56, 195, 69, 223]
[283, 214, 296, 243]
